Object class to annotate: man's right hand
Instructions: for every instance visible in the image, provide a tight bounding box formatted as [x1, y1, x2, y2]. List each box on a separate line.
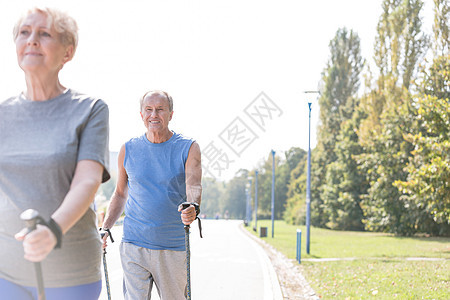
[100, 228, 114, 250]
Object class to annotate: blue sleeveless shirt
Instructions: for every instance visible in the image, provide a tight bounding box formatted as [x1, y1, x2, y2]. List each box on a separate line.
[123, 132, 194, 251]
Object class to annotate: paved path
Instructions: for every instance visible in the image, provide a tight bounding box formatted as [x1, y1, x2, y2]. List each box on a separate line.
[99, 219, 282, 299]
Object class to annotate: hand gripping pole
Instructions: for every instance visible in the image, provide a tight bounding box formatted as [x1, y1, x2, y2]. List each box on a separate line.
[20, 209, 46, 300]
[100, 229, 114, 300]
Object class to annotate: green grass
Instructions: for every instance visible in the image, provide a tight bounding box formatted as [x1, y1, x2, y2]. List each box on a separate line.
[305, 259, 449, 299]
[245, 220, 450, 299]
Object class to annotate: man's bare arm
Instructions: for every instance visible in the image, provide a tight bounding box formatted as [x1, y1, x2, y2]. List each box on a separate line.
[179, 142, 202, 225]
[101, 144, 128, 246]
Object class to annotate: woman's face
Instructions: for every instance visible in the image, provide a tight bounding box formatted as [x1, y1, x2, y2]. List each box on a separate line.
[15, 12, 73, 75]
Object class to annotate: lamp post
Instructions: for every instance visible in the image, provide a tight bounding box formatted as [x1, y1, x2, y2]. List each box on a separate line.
[248, 177, 253, 223]
[245, 177, 252, 226]
[253, 170, 259, 232]
[245, 185, 249, 226]
[271, 150, 275, 238]
[304, 90, 320, 254]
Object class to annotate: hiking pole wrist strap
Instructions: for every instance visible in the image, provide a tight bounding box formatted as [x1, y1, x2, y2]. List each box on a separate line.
[191, 202, 203, 238]
[47, 218, 62, 249]
[100, 228, 115, 243]
[193, 203, 203, 238]
[182, 202, 203, 238]
[198, 218, 203, 238]
[37, 217, 62, 249]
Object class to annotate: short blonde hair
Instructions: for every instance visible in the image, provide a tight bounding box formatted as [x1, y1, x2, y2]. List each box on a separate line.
[13, 7, 78, 59]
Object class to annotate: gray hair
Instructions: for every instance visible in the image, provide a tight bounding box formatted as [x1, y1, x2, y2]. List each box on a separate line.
[140, 90, 173, 112]
[13, 7, 78, 59]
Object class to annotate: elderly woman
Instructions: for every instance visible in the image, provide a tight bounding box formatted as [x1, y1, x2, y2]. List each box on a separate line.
[0, 7, 110, 299]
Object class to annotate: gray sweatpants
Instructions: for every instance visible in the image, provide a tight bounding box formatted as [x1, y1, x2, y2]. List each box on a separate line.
[120, 242, 187, 300]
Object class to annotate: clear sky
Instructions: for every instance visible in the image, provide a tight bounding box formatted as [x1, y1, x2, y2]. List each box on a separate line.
[0, 0, 434, 180]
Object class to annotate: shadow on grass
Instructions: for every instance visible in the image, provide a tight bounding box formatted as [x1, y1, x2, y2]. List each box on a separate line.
[394, 236, 450, 243]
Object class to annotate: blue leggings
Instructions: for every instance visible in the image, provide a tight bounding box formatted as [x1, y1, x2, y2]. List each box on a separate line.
[0, 278, 102, 300]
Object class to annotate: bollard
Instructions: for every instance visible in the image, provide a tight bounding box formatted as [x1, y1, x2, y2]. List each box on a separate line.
[296, 229, 302, 264]
[260, 227, 267, 238]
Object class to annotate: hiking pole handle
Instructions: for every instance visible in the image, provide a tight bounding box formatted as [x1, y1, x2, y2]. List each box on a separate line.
[181, 203, 192, 228]
[99, 229, 113, 300]
[100, 228, 114, 255]
[181, 202, 191, 211]
[20, 209, 46, 300]
[180, 201, 203, 238]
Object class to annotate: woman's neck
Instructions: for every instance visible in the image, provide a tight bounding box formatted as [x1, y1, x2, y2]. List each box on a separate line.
[24, 73, 66, 101]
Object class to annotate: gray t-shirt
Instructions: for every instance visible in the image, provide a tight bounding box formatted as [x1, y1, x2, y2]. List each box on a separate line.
[0, 89, 110, 287]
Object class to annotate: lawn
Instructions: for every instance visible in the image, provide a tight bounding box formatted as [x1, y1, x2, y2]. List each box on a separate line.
[245, 220, 450, 299]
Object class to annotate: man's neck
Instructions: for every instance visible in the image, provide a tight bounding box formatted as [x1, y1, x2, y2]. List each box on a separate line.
[146, 130, 173, 144]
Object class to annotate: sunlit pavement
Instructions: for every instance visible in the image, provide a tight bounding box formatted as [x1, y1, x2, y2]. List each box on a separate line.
[99, 219, 282, 300]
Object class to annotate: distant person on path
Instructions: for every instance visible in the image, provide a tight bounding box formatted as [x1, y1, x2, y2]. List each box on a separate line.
[0, 7, 110, 299]
[101, 90, 202, 299]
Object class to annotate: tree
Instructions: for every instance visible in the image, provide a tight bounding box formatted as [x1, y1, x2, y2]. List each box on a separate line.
[322, 108, 367, 230]
[313, 27, 364, 227]
[432, 0, 449, 57]
[284, 149, 307, 225]
[201, 177, 225, 218]
[285, 147, 307, 171]
[356, 0, 429, 235]
[358, 88, 416, 234]
[360, 0, 429, 142]
[394, 54, 450, 236]
[221, 174, 248, 219]
[373, 0, 428, 89]
[251, 149, 303, 220]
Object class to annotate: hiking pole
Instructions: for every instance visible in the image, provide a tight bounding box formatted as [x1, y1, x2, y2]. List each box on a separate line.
[181, 203, 192, 300]
[100, 229, 114, 300]
[184, 224, 191, 300]
[181, 202, 203, 300]
[180, 202, 203, 300]
[20, 209, 46, 300]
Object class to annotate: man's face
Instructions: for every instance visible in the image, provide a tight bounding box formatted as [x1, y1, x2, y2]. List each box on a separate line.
[140, 93, 173, 133]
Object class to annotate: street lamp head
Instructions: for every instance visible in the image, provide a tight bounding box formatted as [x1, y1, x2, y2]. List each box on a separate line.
[303, 91, 321, 101]
[304, 91, 321, 94]
[303, 90, 320, 111]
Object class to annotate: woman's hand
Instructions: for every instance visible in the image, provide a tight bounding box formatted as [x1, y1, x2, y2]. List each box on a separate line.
[15, 225, 57, 262]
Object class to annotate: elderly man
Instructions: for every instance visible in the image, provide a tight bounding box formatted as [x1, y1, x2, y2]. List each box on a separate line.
[102, 90, 202, 300]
